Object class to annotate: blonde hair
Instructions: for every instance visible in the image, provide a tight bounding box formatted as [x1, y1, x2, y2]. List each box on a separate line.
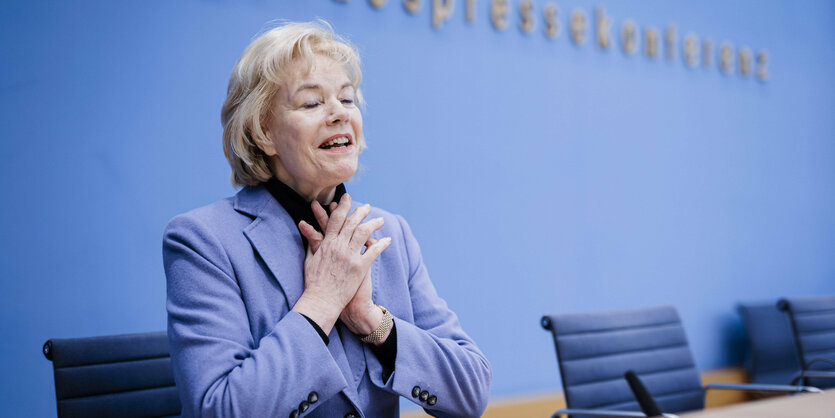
[221, 20, 365, 187]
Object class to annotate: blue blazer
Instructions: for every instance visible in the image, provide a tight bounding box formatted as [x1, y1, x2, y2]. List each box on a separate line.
[163, 185, 491, 417]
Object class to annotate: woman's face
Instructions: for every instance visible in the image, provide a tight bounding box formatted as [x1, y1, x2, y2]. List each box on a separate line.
[264, 54, 362, 202]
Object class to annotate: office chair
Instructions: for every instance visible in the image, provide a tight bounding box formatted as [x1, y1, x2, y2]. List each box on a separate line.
[43, 331, 181, 418]
[777, 295, 835, 389]
[540, 305, 820, 418]
[737, 301, 801, 385]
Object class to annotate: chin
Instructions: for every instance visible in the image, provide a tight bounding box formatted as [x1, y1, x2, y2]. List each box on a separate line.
[321, 166, 357, 187]
[337, 168, 358, 183]
[336, 161, 358, 179]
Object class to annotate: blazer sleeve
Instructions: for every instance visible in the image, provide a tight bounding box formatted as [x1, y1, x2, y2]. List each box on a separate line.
[163, 213, 349, 417]
[364, 215, 492, 417]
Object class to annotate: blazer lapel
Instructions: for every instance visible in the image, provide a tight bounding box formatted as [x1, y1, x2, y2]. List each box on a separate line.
[236, 186, 305, 310]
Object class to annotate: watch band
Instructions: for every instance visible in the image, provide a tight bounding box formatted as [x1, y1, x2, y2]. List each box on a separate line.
[360, 305, 393, 344]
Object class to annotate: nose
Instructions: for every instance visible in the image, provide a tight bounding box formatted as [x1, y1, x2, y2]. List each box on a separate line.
[326, 98, 349, 126]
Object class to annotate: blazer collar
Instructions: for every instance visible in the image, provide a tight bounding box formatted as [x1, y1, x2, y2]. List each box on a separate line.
[232, 185, 274, 218]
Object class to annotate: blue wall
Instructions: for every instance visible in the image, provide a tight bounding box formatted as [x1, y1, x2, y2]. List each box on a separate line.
[2, 0, 834, 415]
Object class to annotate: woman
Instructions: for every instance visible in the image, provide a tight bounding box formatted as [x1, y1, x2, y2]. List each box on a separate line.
[163, 21, 491, 417]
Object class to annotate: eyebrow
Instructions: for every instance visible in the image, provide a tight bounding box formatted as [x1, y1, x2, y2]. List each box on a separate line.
[292, 82, 354, 96]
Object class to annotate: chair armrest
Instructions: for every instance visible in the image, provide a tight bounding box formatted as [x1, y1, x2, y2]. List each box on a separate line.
[704, 382, 822, 394]
[551, 408, 680, 418]
[790, 370, 835, 385]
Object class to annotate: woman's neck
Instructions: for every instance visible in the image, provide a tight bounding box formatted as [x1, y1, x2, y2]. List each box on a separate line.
[273, 172, 337, 206]
[313, 187, 337, 206]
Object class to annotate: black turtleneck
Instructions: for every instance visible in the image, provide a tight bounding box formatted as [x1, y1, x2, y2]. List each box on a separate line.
[264, 178, 397, 382]
[265, 177, 346, 247]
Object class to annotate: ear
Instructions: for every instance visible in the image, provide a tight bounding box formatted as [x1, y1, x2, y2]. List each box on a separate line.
[258, 138, 277, 157]
[257, 127, 278, 157]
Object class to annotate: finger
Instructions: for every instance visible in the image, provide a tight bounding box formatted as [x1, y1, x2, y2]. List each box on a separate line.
[298, 221, 324, 253]
[298, 220, 324, 241]
[324, 193, 351, 238]
[339, 203, 371, 241]
[351, 217, 384, 251]
[311, 201, 329, 232]
[329, 202, 338, 213]
[362, 236, 392, 264]
[363, 237, 378, 254]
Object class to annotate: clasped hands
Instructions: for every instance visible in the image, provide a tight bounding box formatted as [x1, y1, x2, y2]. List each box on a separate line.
[292, 193, 392, 344]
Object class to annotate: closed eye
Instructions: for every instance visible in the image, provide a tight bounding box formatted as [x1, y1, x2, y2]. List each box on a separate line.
[303, 101, 320, 109]
[341, 98, 354, 105]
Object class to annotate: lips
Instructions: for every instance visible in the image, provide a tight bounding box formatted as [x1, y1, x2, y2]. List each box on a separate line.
[319, 134, 353, 149]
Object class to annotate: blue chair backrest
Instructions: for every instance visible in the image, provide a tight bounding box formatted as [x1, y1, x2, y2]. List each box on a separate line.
[778, 294, 835, 389]
[737, 302, 801, 385]
[541, 305, 705, 414]
[43, 331, 181, 418]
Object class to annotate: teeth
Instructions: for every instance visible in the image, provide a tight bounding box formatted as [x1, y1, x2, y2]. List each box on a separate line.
[322, 136, 350, 147]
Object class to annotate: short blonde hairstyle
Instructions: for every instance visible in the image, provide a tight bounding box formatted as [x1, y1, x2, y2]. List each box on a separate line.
[221, 20, 365, 187]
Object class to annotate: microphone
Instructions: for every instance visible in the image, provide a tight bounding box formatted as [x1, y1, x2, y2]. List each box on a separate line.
[624, 370, 663, 417]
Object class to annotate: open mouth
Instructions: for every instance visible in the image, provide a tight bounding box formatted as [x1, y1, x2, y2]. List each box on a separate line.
[319, 134, 353, 150]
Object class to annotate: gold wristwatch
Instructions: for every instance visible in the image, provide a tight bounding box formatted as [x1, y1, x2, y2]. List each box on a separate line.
[360, 305, 393, 344]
